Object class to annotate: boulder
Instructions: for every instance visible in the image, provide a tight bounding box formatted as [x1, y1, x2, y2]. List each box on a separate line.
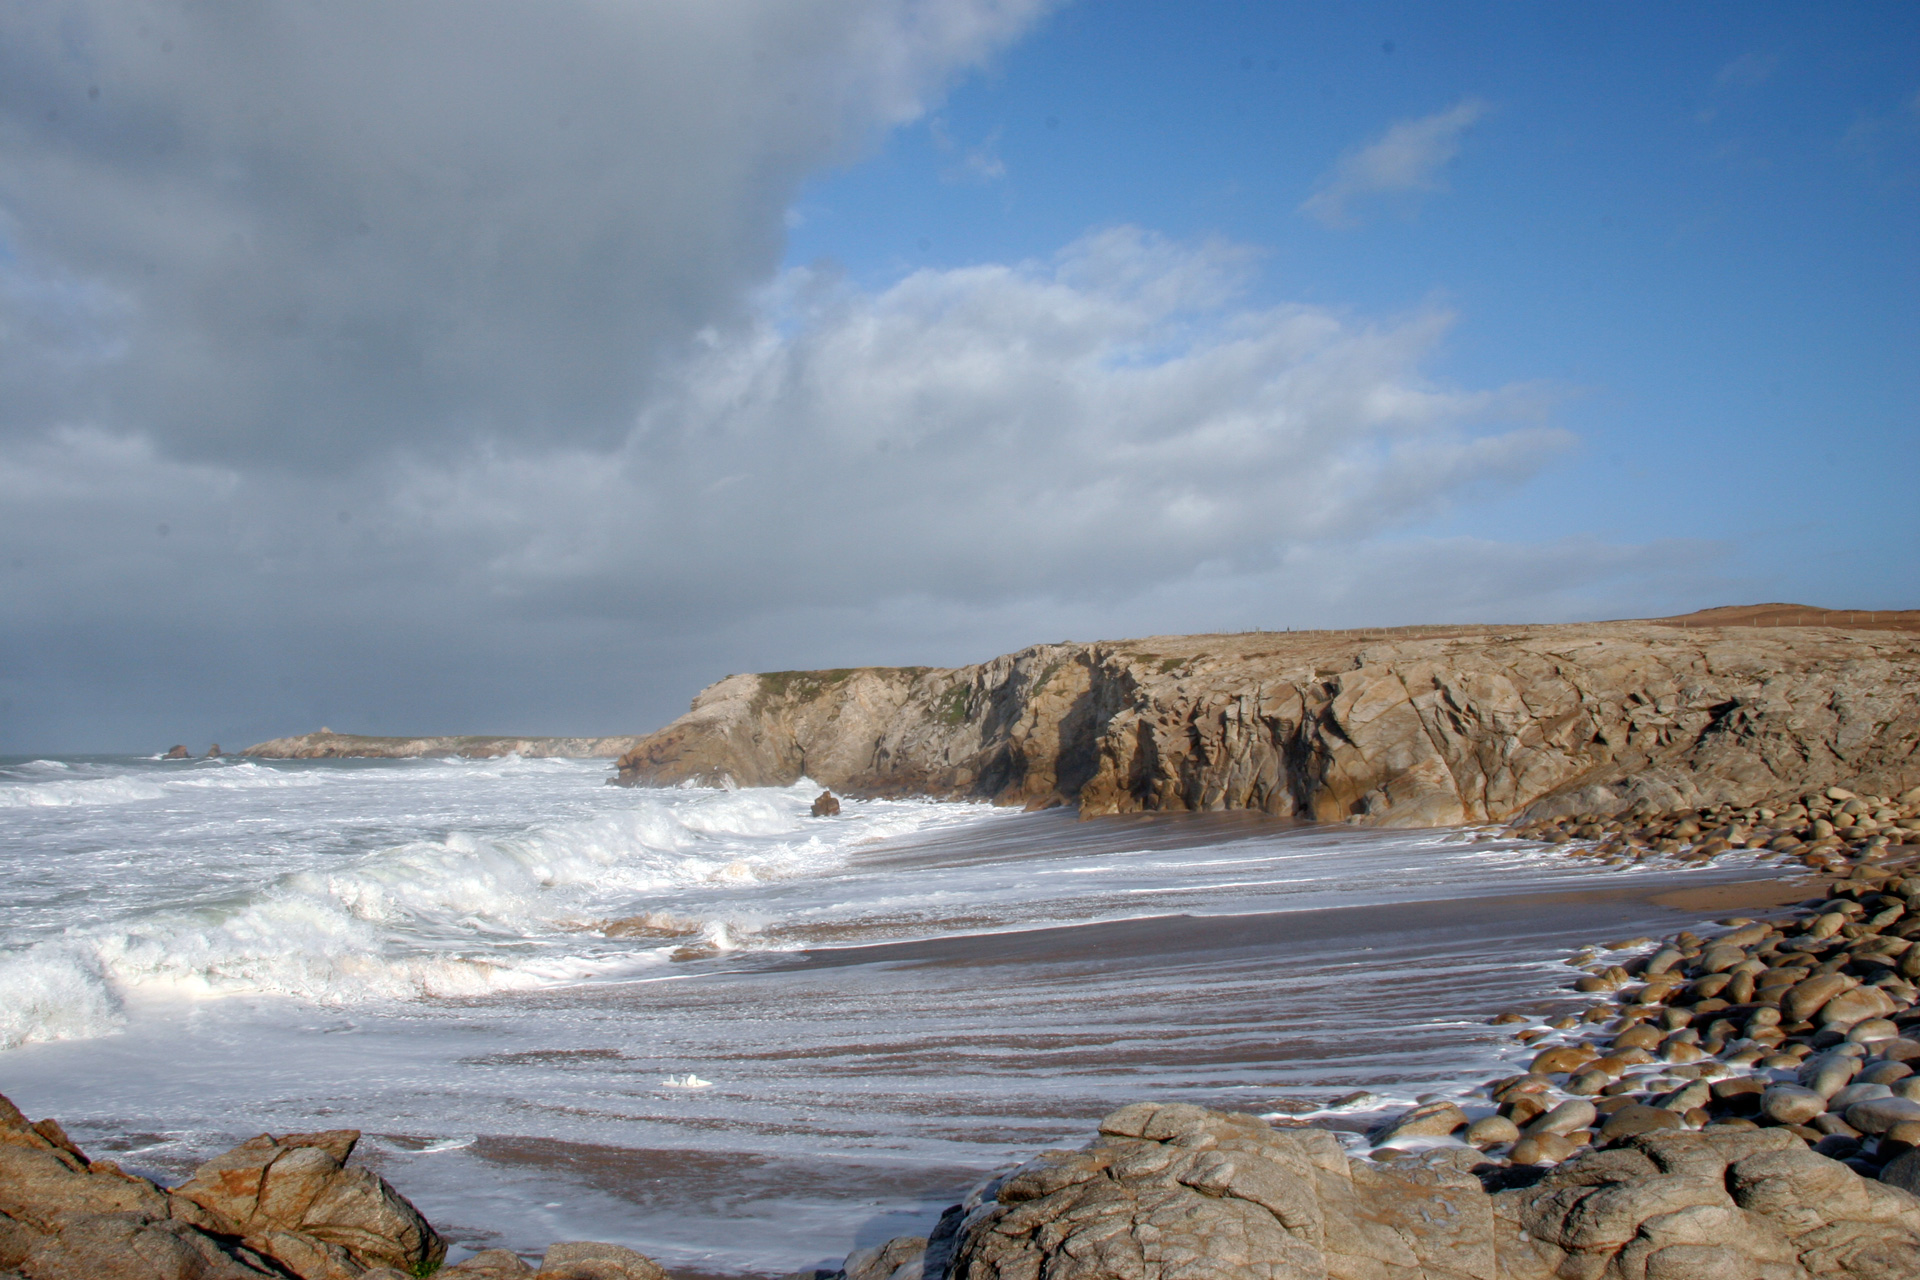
[172, 1128, 445, 1276]
[1845, 1097, 1920, 1136]
[1884, 1150, 1920, 1197]
[945, 1103, 1920, 1280]
[1761, 1086, 1829, 1126]
[840, 1234, 927, 1280]
[443, 1249, 538, 1277]
[1522, 1098, 1597, 1138]
[534, 1240, 667, 1280]
[1466, 1115, 1521, 1148]
[1371, 1099, 1469, 1145]
[0, 1092, 286, 1279]
[810, 790, 842, 818]
[162, 745, 191, 759]
[1782, 973, 1855, 1024]
[1598, 1104, 1687, 1142]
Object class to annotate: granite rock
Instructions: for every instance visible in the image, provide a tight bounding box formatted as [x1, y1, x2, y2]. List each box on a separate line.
[935, 1104, 1920, 1280]
[612, 622, 1920, 826]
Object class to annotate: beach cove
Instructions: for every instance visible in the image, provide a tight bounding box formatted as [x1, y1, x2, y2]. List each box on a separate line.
[9, 748, 1913, 1275]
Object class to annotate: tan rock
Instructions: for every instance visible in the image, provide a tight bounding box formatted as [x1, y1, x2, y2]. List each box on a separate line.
[610, 621, 1920, 825]
[173, 1129, 444, 1275]
[535, 1240, 667, 1280]
[1532, 1044, 1599, 1074]
[1782, 972, 1856, 1023]
[951, 1105, 1920, 1280]
[1371, 1100, 1468, 1145]
[1523, 1099, 1598, 1138]
[442, 1248, 538, 1277]
[1466, 1115, 1521, 1148]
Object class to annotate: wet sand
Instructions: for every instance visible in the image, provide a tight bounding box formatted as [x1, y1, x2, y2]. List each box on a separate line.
[427, 856, 1793, 1270]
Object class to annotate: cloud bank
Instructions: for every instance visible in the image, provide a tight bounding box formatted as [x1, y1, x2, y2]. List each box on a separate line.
[0, 9, 1712, 749]
[0, 0, 1051, 468]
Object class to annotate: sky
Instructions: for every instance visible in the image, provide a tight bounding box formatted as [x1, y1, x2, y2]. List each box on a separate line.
[1, 1, 1915, 753]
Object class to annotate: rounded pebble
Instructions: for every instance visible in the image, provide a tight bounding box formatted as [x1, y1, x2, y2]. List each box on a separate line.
[1761, 1085, 1827, 1125]
[1465, 1115, 1520, 1148]
[1845, 1096, 1920, 1135]
[1828, 1082, 1895, 1110]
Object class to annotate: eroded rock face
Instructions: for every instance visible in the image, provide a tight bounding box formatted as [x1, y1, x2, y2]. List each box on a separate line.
[613, 622, 1920, 827]
[0, 1092, 444, 1280]
[934, 1103, 1920, 1280]
[172, 1128, 446, 1277]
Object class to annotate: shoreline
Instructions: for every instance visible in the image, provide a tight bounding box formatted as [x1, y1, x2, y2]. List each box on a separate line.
[7, 786, 1920, 1278]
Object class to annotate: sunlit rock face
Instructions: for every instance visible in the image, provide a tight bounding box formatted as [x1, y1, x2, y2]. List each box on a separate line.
[614, 620, 1920, 827]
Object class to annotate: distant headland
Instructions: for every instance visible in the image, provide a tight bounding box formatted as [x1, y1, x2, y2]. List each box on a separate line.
[611, 604, 1920, 827]
[239, 729, 642, 760]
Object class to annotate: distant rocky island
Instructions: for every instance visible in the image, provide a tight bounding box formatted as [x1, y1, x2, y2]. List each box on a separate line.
[240, 729, 641, 760]
[613, 605, 1920, 827]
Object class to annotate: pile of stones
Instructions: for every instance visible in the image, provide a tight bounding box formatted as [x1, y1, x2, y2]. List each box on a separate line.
[1499, 785, 1920, 876]
[1359, 839, 1920, 1194]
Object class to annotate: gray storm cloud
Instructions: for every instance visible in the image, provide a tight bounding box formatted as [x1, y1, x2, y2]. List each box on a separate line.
[0, 4, 1717, 752]
[0, 0, 1048, 466]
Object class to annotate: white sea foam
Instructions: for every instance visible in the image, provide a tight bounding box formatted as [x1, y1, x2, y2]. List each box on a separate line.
[0, 761, 986, 1045]
[0, 774, 169, 808]
[0, 759, 327, 808]
[0, 943, 126, 1050]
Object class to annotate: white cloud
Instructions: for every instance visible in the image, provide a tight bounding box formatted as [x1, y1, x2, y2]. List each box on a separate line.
[0, 227, 1574, 632]
[1715, 52, 1779, 90]
[389, 227, 1568, 612]
[1300, 99, 1488, 229]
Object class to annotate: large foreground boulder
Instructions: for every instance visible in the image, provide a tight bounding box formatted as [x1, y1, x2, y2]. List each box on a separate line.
[0, 1090, 442, 1280]
[171, 1128, 445, 1277]
[936, 1103, 1920, 1280]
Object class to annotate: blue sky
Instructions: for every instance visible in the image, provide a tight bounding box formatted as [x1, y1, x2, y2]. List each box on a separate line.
[787, 1, 1920, 606]
[0, 1, 1915, 750]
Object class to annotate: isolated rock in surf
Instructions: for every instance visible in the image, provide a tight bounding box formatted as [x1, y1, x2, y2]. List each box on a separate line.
[613, 613, 1920, 827]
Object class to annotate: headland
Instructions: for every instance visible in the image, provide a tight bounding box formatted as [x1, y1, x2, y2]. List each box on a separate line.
[613, 606, 1920, 827]
[240, 729, 642, 760]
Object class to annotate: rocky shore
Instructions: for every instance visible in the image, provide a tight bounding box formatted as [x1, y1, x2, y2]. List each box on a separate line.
[14, 783, 1920, 1278]
[611, 611, 1920, 829]
[832, 784, 1920, 1280]
[240, 730, 642, 760]
[0, 1100, 665, 1279]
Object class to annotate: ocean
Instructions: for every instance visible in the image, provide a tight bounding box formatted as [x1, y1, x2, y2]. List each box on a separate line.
[0, 752, 1781, 1273]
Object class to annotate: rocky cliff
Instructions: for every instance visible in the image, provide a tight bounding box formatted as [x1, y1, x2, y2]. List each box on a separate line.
[243, 730, 642, 760]
[613, 616, 1920, 826]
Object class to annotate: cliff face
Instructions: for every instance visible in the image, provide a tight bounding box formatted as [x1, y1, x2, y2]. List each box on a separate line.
[243, 729, 642, 759]
[614, 622, 1920, 826]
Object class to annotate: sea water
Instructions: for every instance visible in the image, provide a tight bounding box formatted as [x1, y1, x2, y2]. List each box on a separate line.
[0, 753, 1780, 1273]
